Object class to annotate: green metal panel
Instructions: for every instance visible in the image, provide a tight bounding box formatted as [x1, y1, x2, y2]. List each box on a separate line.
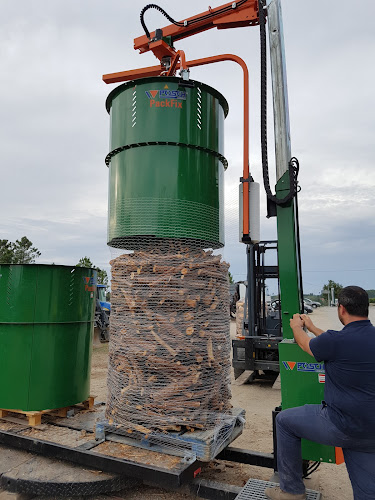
[279, 340, 336, 463]
[276, 172, 302, 339]
[105, 77, 228, 249]
[0, 265, 96, 411]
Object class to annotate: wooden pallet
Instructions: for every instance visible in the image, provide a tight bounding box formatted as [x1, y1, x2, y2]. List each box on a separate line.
[0, 395, 96, 427]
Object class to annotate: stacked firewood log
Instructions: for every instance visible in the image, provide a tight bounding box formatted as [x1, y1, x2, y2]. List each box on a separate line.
[236, 301, 244, 337]
[106, 246, 231, 432]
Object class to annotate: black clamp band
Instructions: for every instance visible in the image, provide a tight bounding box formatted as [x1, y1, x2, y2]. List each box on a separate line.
[105, 141, 228, 169]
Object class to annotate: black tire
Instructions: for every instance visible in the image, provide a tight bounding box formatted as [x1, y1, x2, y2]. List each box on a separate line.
[312, 304, 317, 309]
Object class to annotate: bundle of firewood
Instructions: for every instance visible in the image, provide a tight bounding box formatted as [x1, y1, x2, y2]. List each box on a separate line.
[106, 246, 231, 433]
[236, 301, 245, 337]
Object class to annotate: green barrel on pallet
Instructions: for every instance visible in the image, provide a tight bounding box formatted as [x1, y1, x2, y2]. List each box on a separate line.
[0, 264, 96, 411]
[105, 76, 228, 250]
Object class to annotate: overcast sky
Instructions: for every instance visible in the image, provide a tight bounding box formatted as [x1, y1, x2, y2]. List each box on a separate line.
[1, 0, 374, 295]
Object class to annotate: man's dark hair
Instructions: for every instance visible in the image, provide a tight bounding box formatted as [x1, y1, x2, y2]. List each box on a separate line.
[338, 286, 369, 317]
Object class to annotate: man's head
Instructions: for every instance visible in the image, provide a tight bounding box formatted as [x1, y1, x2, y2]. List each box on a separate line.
[337, 286, 369, 325]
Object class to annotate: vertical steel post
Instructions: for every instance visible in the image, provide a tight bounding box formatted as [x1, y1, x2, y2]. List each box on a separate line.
[268, 0, 302, 339]
[243, 244, 256, 337]
[247, 244, 256, 336]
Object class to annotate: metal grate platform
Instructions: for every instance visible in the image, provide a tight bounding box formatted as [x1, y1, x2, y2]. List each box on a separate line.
[235, 479, 321, 500]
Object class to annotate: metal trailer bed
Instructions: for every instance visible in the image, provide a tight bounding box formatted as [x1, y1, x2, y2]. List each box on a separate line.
[0, 403, 321, 499]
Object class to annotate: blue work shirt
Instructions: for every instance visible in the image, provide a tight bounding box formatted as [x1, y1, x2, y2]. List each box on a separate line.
[310, 319, 375, 438]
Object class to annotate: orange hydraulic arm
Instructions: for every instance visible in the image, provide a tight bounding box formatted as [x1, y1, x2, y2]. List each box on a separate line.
[102, 0, 262, 240]
[134, 1, 259, 52]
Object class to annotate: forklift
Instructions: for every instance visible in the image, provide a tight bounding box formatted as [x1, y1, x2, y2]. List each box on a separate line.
[232, 240, 283, 381]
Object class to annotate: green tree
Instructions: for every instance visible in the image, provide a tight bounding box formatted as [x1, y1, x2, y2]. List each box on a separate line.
[322, 280, 343, 300]
[0, 240, 15, 263]
[76, 257, 108, 286]
[76, 256, 94, 268]
[0, 237, 41, 264]
[97, 268, 108, 286]
[12, 237, 41, 264]
[228, 271, 235, 284]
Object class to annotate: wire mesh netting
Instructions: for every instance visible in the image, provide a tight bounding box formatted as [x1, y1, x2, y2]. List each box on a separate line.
[102, 239, 242, 459]
[106, 243, 232, 437]
[108, 197, 225, 250]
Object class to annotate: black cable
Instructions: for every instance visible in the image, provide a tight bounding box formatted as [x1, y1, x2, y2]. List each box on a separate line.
[140, 0, 248, 40]
[259, 0, 299, 206]
[303, 461, 321, 478]
[307, 461, 320, 472]
[140, 4, 184, 39]
[294, 188, 305, 313]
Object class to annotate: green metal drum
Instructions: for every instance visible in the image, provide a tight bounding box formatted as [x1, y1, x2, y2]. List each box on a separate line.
[0, 264, 96, 411]
[105, 77, 229, 249]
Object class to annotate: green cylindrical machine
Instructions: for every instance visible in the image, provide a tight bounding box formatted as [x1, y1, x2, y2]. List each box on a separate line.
[0, 264, 96, 411]
[105, 77, 228, 250]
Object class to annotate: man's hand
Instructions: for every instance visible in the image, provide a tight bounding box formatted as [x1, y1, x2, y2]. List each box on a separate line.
[301, 314, 324, 337]
[290, 313, 304, 329]
[290, 313, 313, 356]
[301, 314, 314, 332]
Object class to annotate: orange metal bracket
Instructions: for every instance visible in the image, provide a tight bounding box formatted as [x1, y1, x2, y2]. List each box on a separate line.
[148, 39, 176, 61]
[167, 50, 187, 76]
[335, 447, 345, 465]
[103, 65, 164, 83]
[103, 54, 250, 236]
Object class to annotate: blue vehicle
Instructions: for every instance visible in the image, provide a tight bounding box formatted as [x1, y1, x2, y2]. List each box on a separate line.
[97, 284, 111, 313]
[94, 285, 111, 343]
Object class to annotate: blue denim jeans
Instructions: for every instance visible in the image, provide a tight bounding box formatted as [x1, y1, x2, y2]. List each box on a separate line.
[276, 404, 375, 499]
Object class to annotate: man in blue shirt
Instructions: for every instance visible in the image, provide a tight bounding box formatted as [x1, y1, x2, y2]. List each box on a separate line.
[265, 286, 375, 500]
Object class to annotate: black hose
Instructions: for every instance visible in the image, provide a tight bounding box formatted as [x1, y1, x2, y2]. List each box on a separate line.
[140, 4, 184, 39]
[140, 1, 249, 40]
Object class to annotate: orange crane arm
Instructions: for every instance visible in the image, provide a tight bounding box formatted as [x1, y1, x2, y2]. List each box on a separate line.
[134, 1, 259, 53]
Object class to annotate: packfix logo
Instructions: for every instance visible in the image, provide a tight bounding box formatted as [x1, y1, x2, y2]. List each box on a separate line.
[83, 276, 96, 292]
[145, 85, 187, 109]
[282, 361, 325, 373]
